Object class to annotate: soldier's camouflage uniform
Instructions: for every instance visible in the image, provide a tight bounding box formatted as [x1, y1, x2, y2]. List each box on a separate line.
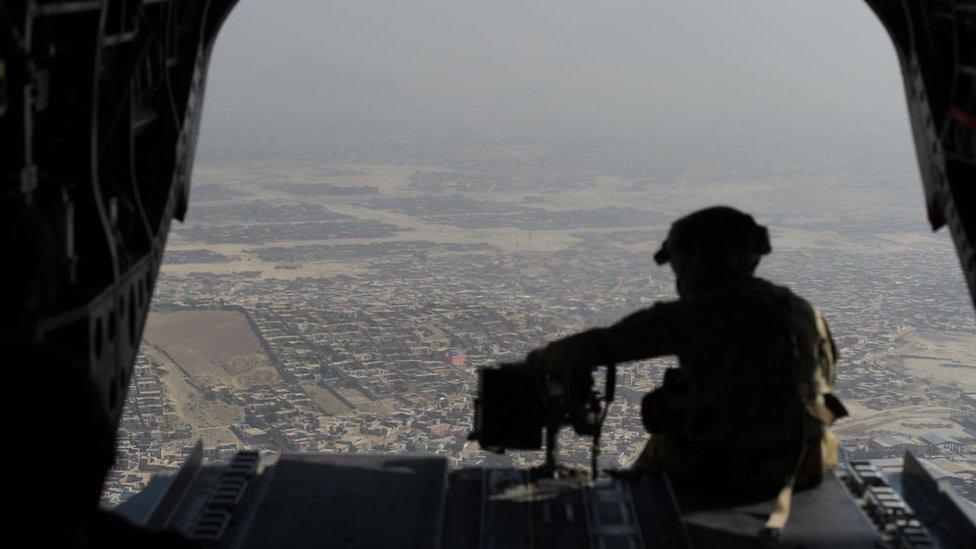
[532, 276, 844, 494]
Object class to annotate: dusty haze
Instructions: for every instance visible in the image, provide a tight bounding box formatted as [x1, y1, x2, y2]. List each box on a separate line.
[197, 0, 912, 166]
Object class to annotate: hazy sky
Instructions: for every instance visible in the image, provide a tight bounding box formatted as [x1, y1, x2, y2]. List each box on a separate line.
[197, 0, 912, 158]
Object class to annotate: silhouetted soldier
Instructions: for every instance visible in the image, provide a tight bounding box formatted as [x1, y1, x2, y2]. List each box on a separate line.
[523, 206, 847, 532]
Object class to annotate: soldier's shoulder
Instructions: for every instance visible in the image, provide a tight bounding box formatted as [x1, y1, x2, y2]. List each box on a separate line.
[752, 278, 819, 316]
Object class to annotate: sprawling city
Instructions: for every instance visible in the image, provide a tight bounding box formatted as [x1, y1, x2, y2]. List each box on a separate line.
[101, 137, 976, 508]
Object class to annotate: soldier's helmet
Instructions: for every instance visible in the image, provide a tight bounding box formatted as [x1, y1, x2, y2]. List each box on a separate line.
[654, 206, 771, 272]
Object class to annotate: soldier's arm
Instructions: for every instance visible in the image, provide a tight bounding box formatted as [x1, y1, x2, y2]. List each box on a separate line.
[813, 307, 838, 388]
[526, 301, 694, 374]
[806, 303, 848, 422]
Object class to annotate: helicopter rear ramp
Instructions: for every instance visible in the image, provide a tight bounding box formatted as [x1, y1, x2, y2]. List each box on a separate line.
[121, 453, 889, 548]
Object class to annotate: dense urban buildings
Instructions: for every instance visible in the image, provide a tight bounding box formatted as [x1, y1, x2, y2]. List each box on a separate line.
[101, 148, 976, 506]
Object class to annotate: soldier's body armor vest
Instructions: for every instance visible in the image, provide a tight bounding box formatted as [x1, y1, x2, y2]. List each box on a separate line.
[639, 280, 845, 495]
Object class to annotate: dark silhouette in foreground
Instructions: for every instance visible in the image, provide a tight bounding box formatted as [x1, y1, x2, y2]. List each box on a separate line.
[517, 206, 849, 535]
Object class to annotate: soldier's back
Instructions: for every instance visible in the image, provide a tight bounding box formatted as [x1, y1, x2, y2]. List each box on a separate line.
[663, 278, 832, 493]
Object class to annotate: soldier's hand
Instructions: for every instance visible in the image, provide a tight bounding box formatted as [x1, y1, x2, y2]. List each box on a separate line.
[522, 342, 574, 377]
[522, 347, 547, 373]
[497, 352, 544, 383]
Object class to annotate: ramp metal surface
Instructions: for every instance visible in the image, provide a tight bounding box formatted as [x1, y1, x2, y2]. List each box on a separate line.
[237, 454, 448, 549]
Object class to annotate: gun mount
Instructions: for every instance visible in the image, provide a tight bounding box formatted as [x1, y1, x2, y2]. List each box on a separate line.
[469, 362, 617, 479]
